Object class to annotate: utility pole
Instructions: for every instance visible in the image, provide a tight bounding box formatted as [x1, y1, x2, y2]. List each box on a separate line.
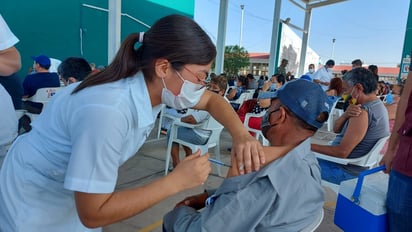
[331, 38, 336, 59]
[239, 4, 244, 48]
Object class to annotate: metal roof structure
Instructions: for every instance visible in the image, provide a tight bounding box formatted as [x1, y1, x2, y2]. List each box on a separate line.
[214, 0, 348, 76]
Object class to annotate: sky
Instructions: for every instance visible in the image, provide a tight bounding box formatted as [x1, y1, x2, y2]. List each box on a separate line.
[194, 0, 410, 67]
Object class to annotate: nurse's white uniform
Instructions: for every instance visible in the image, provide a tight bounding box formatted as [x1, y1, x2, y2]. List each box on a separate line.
[0, 72, 161, 231]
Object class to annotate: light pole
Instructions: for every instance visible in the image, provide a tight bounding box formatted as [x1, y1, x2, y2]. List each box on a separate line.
[331, 38, 336, 59]
[239, 4, 244, 48]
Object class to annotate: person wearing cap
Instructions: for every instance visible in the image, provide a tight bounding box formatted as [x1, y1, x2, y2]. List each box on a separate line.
[277, 58, 288, 75]
[164, 79, 328, 231]
[312, 68, 389, 184]
[22, 54, 60, 113]
[312, 59, 335, 91]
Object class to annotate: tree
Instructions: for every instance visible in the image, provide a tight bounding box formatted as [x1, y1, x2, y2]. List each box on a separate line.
[223, 45, 250, 76]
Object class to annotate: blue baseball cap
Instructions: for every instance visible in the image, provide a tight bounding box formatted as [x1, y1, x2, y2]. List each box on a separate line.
[31, 54, 51, 68]
[300, 74, 312, 82]
[262, 79, 330, 129]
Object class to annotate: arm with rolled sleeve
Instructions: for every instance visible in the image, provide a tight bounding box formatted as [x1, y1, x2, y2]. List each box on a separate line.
[163, 177, 276, 232]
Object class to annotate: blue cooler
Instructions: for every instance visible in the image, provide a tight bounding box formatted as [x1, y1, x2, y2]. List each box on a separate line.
[334, 166, 389, 232]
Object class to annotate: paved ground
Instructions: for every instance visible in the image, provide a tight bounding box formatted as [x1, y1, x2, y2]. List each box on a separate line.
[103, 121, 343, 232]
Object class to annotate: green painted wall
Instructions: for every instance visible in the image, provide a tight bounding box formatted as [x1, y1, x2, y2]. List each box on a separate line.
[399, 1, 412, 82]
[1, 0, 194, 78]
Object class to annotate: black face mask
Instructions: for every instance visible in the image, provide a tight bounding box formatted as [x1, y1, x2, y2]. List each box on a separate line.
[260, 107, 281, 139]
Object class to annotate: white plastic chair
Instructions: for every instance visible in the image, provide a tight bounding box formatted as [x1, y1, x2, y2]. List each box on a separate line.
[23, 87, 62, 121]
[156, 104, 191, 139]
[229, 92, 248, 106]
[243, 111, 269, 146]
[325, 99, 340, 132]
[301, 209, 324, 232]
[165, 115, 224, 176]
[314, 135, 390, 192]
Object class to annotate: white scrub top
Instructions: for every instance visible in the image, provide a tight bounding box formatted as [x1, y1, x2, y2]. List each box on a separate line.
[0, 14, 19, 50]
[0, 84, 18, 158]
[0, 72, 162, 231]
[312, 67, 333, 91]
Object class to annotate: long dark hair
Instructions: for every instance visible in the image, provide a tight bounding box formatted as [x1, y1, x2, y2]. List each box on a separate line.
[73, 14, 216, 94]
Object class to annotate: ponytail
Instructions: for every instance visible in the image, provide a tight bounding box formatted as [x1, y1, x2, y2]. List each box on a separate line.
[72, 33, 143, 94]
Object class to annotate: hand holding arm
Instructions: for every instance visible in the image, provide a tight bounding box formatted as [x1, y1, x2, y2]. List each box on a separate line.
[333, 104, 362, 133]
[194, 91, 265, 174]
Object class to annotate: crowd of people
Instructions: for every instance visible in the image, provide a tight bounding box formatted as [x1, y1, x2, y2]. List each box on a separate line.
[1, 12, 411, 232]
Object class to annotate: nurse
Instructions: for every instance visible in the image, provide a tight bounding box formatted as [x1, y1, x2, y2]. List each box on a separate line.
[0, 14, 264, 231]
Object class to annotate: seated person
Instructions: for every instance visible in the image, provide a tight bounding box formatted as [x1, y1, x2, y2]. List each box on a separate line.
[262, 74, 286, 92]
[325, 77, 343, 110]
[246, 73, 257, 90]
[163, 79, 328, 231]
[167, 75, 227, 168]
[226, 76, 246, 111]
[22, 54, 60, 114]
[311, 68, 390, 184]
[57, 57, 92, 86]
[237, 92, 274, 136]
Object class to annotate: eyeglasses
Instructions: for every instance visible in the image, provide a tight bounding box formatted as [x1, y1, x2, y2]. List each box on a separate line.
[183, 66, 208, 84]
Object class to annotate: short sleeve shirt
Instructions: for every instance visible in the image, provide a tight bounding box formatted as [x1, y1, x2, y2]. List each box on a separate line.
[0, 14, 19, 50]
[163, 139, 324, 231]
[0, 72, 161, 231]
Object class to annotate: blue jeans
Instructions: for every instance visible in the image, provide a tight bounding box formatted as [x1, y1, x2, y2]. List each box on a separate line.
[167, 127, 209, 146]
[386, 170, 412, 232]
[317, 159, 356, 184]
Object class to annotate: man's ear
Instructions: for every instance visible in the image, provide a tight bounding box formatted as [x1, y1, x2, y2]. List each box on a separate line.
[273, 106, 288, 125]
[154, 58, 169, 79]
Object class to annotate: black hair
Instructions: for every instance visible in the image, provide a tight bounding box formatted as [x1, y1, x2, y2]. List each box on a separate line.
[351, 59, 363, 66]
[276, 74, 286, 85]
[73, 14, 216, 94]
[58, 57, 92, 82]
[326, 59, 335, 66]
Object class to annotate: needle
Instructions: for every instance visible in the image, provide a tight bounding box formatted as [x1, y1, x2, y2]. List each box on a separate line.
[208, 158, 231, 167]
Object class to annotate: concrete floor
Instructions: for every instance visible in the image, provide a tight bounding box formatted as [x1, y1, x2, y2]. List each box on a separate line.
[103, 122, 343, 232]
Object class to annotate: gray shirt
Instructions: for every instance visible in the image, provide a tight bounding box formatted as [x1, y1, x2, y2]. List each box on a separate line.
[163, 139, 324, 232]
[332, 99, 389, 175]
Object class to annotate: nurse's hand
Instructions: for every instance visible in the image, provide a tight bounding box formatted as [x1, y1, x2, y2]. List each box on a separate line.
[231, 132, 265, 175]
[169, 151, 211, 191]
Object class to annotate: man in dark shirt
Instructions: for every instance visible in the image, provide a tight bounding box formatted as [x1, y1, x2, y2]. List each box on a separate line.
[22, 54, 60, 113]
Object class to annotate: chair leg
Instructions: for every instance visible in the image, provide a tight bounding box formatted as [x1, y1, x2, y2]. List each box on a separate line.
[214, 144, 222, 176]
[165, 135, 174, 175]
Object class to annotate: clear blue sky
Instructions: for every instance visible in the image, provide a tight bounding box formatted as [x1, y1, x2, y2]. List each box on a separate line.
[194, 0, 410, 67]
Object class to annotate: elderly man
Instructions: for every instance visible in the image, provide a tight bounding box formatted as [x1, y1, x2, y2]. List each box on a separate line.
[312, 68, 390, 184]
[163, 79, 328, 231]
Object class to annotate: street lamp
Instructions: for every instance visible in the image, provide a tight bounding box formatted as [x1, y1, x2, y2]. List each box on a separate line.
[239, 4, 245, 48]
[331, 38, 336, 59]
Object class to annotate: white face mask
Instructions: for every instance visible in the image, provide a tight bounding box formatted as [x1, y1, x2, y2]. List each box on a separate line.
[161, 71, 206, 110]
[327, 68, 333, 72]
[309, 68, 315, 73]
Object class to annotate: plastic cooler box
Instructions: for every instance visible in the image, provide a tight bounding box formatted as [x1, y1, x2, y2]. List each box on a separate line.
[334, 166, 389, 232]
